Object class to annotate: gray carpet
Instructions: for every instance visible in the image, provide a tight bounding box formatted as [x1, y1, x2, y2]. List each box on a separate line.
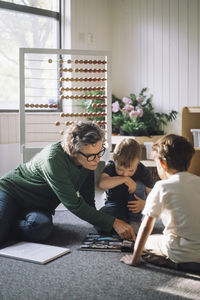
[0, 210, 200, 300]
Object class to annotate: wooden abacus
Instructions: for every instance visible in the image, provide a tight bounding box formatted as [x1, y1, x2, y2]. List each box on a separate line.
[60, 86, 105, 92]
[60, 95, 106, 100]
[60, 77, 106, 82]
[48, 59, 107, 64]
[20, 48, 111, 163]
[25, 103, 58, 108]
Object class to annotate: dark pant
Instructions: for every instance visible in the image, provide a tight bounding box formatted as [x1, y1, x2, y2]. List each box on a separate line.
[142, 234, 200, 274]
[142, 251, 200, 274]
[0, 189, 53, 245]
[100, 181, 146, 223]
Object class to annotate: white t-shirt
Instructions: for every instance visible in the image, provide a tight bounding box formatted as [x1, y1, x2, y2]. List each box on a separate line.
[143, 172, 200, 263]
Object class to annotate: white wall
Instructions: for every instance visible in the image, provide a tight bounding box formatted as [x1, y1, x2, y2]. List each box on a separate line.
[66, 0, 200, 133]
[69, 0, 112, 51]
[0, 144, 20, 176]
[111, 0, 200, 133]
[0, 113, 62, 175]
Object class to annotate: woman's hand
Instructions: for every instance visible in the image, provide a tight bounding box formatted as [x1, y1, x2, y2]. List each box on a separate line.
[113, 218, 136, 240]
[127, 194, 145, 213]
[120, 254, 141, 266]
[124, 177, 136, 194]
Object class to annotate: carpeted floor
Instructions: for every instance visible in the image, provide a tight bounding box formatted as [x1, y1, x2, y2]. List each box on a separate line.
[0, 210, 200, 300]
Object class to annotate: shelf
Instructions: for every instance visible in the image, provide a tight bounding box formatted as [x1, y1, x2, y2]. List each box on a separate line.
[186, 107, 200, 113]
[181, 106, 200, 145]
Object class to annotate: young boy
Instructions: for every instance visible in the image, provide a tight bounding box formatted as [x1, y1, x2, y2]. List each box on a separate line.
[98, 138, 153, 234]
[120, 134, 200, 273]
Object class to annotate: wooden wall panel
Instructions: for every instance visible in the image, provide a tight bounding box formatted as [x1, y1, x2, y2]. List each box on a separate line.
[109, 0, 200, 133]
[0, 113, 61, 144]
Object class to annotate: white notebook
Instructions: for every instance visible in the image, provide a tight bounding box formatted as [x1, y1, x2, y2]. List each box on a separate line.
[0, 242, 71, 264]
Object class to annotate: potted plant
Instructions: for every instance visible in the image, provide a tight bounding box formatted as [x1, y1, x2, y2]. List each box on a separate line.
[112, 88, 177, 136]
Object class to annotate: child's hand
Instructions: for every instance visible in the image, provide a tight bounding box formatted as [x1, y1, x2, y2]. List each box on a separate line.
[120, 254, 133, 265]
[124, 177, 136, 193]
[120, 254, 141, 266]
[127, 194, 145, 213]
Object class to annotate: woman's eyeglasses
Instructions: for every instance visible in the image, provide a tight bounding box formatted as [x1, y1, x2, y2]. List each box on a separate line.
[78, 146, 106, 162]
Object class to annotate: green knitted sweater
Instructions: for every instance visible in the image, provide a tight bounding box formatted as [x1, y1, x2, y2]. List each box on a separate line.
[0, 142, 114, 232]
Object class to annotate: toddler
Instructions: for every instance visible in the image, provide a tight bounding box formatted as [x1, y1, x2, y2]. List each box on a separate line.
[98, 138, 153, 234]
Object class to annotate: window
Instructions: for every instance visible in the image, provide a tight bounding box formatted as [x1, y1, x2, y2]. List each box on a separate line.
[0, 0, 61, 110]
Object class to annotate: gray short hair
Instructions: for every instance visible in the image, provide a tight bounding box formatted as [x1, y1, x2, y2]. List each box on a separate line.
[61, 121, 105, 156]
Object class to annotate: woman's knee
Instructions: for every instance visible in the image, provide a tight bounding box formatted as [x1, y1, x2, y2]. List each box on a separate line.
[18, 211, 53, 242]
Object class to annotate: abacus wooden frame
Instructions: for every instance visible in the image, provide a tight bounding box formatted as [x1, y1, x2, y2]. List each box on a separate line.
[19, 48, 112, 163]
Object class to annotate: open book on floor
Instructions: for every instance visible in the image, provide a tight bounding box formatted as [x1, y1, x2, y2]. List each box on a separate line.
[78, 233, 134, 252]
[0, 241, 71, 264]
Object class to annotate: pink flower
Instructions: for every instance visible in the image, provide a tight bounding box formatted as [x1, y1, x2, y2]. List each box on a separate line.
[122, 104, 134, 113]
[136, 108, 143, 117]
[129, 110, 138, 118]
[137, 97, 142, 103]
[122, 97, 132, 105]
[112, 101, 120, 113]
[129, 108, 143, 118]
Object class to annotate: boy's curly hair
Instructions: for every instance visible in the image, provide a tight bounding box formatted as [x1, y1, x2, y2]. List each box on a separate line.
[152, 134, 195, 171]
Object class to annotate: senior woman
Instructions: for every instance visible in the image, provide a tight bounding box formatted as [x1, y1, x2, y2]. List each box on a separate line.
[0, 121, 135, 244]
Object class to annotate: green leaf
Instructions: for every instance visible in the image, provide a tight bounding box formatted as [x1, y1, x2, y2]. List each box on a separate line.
[130, 93, 136, 102]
